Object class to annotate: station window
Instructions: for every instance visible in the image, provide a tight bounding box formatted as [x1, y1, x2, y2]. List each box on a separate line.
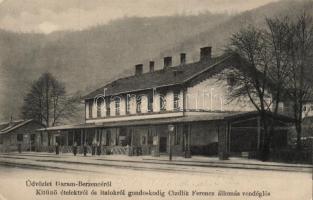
[88, 101, 93, 118]
[126, 95, 131, 114]
[173, 91, 180, 111]
[160, 93, 167, 111]
[96, 98, 103, 117]
[136, 96, 142, 113]
[115, 98, 120, 116]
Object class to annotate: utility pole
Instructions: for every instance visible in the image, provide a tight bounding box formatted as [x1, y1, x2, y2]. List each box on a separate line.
[168, 124, 175, 161]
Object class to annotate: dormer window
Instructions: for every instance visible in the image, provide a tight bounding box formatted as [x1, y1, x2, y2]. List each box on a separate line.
[227, 73, 236, 87]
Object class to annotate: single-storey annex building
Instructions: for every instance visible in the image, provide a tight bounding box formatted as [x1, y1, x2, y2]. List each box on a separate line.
[0, 119, 45, 152]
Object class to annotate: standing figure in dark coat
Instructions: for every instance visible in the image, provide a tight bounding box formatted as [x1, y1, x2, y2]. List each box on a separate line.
[73, 142, 77, 156]
[91, 140, 96, 156]
[55, 142, 59, 155]
[96, 142, 101, 156]
[83, 143, 87, 156]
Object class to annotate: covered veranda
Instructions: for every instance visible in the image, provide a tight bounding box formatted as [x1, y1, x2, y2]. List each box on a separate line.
[38, 111, 293, 160]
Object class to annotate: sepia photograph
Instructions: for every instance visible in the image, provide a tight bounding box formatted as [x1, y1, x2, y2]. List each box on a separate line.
[0, 0, 312, 199]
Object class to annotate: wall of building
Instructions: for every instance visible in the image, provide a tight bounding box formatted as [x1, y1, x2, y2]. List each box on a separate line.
[186, 76, 255, 112]
[85, 89, 184, 123]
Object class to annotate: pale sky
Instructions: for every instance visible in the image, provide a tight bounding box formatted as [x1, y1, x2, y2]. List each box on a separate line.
[0, 0, 280, 34]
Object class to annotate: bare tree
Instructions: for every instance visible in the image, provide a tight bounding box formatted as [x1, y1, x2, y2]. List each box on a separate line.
[225, 26, 275, 161]
[225, 13, 313, 159]
[21, 72, 80, 127]
[284, 13, 313, 150]
[265, 16, 292, 115]
[225, 16, 298, 160]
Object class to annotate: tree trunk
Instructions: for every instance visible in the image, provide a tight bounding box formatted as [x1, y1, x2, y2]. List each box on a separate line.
[259, 112, 271, 161]
[296, 121, 302, 150]
[46, 78, 50, 127]
[295, 100, 303, 151]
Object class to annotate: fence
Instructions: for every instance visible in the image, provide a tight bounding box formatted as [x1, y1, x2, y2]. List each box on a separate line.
[0, 144, 147, 156]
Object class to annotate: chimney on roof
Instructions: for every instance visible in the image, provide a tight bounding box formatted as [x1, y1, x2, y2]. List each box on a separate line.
[200, 46, 212, 62]
[180, 53, 186, 65]
[135, 64, 143, 75]
[149, 61, 155, 72]
[164, 56, 172, 69]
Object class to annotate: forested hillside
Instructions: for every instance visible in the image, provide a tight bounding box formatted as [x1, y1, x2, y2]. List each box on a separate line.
[0, 0, 312, 122]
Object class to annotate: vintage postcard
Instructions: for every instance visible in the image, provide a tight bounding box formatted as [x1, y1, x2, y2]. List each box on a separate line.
[0, 0, 312, 199]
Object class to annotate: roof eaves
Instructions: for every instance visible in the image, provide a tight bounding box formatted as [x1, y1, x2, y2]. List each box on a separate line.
[84, 82, 184, 100]
[0, 119, 34, 134]
[183, 55, 233, 83]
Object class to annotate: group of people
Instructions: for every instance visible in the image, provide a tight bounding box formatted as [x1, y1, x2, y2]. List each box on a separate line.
[55, 141, 102, 156]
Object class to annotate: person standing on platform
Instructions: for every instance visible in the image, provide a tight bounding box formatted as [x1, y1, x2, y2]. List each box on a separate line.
[97, 142, 101, 156]
[83, 143, 87, 156]
[91, 140, 96, 156]
[55, 142, 59, 155]
[73, 142, 77, 156]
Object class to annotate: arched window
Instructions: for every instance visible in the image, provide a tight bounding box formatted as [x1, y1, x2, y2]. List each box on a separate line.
[88, 101, 93, 118]
[96, 98, 103, 117]
[136, 95, 142, 113]
[174, 91, 180, 111]
[115, 97, 121, 116]
[160, 93, 167, 111]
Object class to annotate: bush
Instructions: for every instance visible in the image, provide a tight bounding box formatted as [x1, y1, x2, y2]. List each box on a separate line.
[269, 149, 312, 164]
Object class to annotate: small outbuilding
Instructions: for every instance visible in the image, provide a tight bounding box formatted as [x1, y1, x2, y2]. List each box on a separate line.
[0, 119, 45, 152]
